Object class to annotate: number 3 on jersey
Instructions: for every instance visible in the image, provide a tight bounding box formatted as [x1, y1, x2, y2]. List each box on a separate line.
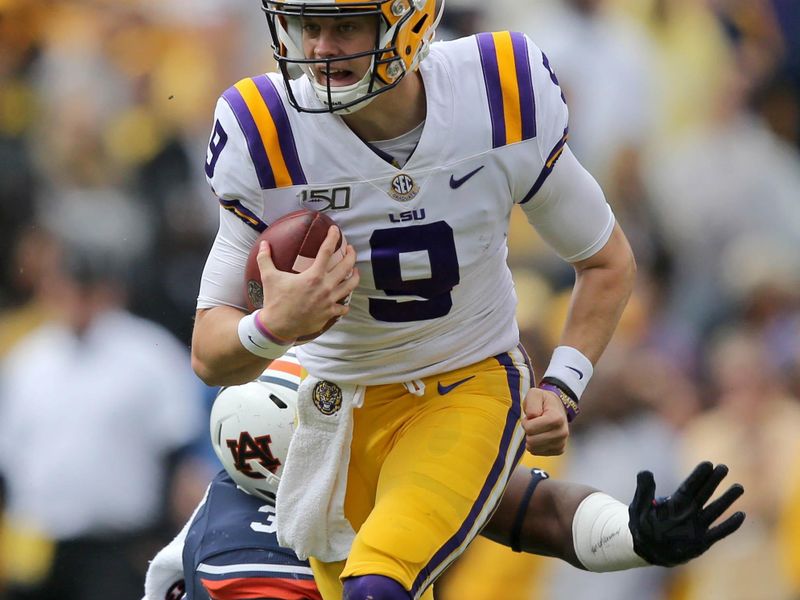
[250, 503, 277, 534]
[369, 221, 460, 322]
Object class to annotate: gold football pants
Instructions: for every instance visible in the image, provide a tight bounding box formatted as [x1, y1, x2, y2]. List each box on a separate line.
[311, 346, 531, 600]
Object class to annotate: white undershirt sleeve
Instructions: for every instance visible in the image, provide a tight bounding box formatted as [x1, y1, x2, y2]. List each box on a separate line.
[520, 145, 615, 263]
[196, 206, 261, 311]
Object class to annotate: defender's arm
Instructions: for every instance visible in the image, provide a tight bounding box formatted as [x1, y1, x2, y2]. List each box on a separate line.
[482, 461, 746, 571]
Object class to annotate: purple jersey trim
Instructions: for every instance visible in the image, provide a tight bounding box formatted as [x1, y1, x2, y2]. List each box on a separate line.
[410, 350, 526, 597]
[219, 198, 268, 232]
[519, 127, 570, 205]
[510, 32, 536, 141]
[476, 33, 506, 149]
[477, 32, 537, 148]
[252, 75, 307, 186]
[222, 85, 277, 190]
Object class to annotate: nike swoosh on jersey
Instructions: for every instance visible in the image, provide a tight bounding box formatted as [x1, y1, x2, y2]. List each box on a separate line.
[437, 375, 476, 395]
[449, 165, 485, 189]
[566, 366, 584, 379]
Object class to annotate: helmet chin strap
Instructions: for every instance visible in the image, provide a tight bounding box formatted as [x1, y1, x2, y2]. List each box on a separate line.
[310, 62, 384, 114]
[277, 10, 395, 114]
[308, 16, 397, 114]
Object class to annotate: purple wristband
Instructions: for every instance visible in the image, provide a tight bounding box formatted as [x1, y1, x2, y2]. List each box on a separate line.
[254, 310, 295, 344]
[539, 382, 580, 423]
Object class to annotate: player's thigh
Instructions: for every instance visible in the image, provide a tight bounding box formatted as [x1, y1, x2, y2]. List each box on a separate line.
[343, 348, 529, 597]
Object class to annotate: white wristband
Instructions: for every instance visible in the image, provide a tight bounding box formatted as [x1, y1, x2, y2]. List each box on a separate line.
[572, 492, 648, 572]
[238, 311, 294, 359]
[542, 345, 593, 399]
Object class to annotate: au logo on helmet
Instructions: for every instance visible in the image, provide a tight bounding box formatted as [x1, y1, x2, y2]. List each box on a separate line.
[313, 380, 344, 415]
[226, 431, 282, 479]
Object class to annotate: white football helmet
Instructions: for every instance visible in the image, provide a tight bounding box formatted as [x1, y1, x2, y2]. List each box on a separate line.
[210, 354, 301, 502]
[262, 0, 444, 113]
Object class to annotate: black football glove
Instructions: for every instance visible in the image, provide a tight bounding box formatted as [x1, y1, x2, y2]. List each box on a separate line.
[628, 461, 745, 567]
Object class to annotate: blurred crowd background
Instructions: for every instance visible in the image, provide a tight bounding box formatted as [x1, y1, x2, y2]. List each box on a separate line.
[0, 0, 798, 598]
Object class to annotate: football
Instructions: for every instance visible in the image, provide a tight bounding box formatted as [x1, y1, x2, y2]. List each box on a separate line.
[244, 208, 347, 342]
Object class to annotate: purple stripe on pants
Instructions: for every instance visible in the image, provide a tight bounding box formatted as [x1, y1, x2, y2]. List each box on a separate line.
[410, 351, 525, 597]
[517, 342, 535, 383]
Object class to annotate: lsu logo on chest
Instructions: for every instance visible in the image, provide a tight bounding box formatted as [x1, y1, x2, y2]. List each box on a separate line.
[389, 208, 426, 223]
[226, 432, 281, 479]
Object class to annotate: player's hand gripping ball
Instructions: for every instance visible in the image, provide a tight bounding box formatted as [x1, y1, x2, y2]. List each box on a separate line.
[244, 209, 351, 342]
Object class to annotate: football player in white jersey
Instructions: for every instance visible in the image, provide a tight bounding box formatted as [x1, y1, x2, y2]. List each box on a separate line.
[190, 1, 636, 598]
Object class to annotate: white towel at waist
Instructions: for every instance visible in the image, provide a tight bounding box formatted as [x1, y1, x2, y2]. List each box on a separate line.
[275, 376, 364, 562]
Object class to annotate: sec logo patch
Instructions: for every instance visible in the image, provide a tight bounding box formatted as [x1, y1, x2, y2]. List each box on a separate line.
[313, 380, 343, 415]
[388, 174, 419, 202]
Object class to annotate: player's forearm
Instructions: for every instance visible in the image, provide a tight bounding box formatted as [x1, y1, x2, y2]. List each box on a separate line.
[560, 223, 635, 363]
[515, 479, 596, 568]
[482, 466, 594, 568]
[191, 307, 273, 386]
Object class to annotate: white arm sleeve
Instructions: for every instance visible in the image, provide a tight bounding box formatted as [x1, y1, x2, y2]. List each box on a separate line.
[520, 145, 615, 263]
[196, 206, 260, 311]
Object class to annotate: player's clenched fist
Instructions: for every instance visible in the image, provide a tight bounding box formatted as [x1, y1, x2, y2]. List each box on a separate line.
[522, 387, 569, 456]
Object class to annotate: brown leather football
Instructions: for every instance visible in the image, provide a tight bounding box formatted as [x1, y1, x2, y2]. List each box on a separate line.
[244, 209, 345, 342]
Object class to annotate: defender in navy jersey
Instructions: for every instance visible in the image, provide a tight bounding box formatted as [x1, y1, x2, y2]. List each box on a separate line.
[183, 471, 320, 600]
[182, 354, 319, 600]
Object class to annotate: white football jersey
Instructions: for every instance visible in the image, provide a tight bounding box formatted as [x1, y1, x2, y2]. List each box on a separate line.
[200, 32, 612, 385]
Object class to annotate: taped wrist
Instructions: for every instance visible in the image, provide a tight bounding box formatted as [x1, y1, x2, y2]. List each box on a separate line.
[238, 310, 294, 359]
[572, 492, 649, 572]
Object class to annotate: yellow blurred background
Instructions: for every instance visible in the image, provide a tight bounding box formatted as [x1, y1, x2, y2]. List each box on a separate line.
[0, 0, 798, 598]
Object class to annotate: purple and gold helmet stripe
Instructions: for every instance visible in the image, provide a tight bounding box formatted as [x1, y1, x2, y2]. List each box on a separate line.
[219, 198, 268, 232]
[519, 127, 569, 204]
[410, 348, 528, 598]
[223, 76, 306, 190]
[477, 32, 536, 148]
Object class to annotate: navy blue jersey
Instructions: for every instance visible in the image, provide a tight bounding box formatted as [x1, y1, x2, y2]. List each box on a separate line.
[183, 471, 321, 600]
